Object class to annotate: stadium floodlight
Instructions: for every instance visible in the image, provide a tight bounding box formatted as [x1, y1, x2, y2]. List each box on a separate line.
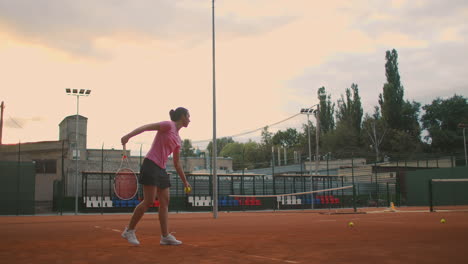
[300, 108, 314, 114]
[65, 88, 92, 215]
[459, 123, 467, 166]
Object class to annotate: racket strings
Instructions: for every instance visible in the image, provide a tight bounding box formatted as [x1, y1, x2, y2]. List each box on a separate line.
[114, 168, 138, 200]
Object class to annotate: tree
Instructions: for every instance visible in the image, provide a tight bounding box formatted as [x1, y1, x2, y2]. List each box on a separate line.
[317, 86, 335, 133]
[261, 126, 273, 146]
[401, 100, 421, 138]
[219, 141, 264, 170]
[379, 49, 404, 130]
[207, 137, 234, 157]
[219, 142, 243, 170]
[362, 109, 387, 162]
[336, 83, 363, 137]
[421, 95, 468, 153]
[272, 128, 300, 148]
[378, 49, 421, 152]
[180, 139, 195, 157]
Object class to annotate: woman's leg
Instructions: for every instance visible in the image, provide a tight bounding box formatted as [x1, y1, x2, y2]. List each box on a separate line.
[128, 185, 157, 230]
[157, 187, 170, 236]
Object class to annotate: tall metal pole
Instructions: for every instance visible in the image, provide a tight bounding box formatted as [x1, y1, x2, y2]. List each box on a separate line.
[211, 0, 218, 219]
[315, 105, 320, 178]
[307, 114, 312, 174]
[75, 95, 79, 215]
[313, 106, 321, 209]
[0, 101, 4, 145]
[464, 128, 467, 166]
[307, 113, 313, 209]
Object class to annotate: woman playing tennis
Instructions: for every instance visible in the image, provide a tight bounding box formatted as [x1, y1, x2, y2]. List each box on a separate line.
[120, 107, 191, 245]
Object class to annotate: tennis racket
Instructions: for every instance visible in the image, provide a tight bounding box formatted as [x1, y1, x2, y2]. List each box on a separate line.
[113, 145, 138, 200]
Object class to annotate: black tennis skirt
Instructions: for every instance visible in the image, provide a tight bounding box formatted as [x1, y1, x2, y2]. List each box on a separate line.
[139, 158, 171, 189]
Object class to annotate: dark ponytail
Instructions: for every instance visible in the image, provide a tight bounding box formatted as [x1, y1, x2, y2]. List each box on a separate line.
[169, 107, 189, 121]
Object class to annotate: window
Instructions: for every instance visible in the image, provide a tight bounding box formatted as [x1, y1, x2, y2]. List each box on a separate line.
[34, 160, 57, 173]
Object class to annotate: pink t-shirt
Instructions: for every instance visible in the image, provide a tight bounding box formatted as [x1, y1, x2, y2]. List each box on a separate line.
[146, 121, 181, 169]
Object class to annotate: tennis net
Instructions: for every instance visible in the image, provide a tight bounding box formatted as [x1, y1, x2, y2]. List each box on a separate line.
[228, 185, 354, 210]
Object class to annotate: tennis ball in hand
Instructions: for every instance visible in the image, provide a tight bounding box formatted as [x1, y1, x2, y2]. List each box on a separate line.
[184, 186, 192, 194]
[440, 218, 446, 224]
[348, 222, 354, 227]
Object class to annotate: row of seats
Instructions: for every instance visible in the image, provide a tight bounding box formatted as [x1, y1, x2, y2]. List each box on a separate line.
[84, 196, 113, 208]
[220, 196, 262, 206]
[187, 196, 263, 207]
[113, 199, 141, 207]
[188, 196, 212, 207]
[277, 194, 341, 205]
[86, 201, 113, 208]
[83, 196, 112, 202]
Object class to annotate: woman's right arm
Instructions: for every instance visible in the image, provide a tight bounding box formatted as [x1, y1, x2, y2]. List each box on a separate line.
[121, 123, 161, 145]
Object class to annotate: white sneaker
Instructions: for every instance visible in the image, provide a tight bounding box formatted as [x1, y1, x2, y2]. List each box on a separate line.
[121, 227, 140, 245]
[160, 233, 182, 245]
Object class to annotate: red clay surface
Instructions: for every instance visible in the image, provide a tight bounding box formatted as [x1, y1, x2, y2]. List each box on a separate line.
[1, 208, 468, 264]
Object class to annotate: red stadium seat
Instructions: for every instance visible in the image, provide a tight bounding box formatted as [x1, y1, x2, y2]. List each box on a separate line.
[255, 200, 261, 206]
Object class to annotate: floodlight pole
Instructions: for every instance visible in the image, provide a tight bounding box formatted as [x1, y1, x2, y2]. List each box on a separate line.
[464, 128, 467, 167]
[211, 0, 218, 219]
[66, 89, 91, 215]
[301, 105, 319, 209]
[306, 114, 312, 175]
[314, 105, 320, 185]
[75, 95, 79, 215]
[460, 123, 468, 166]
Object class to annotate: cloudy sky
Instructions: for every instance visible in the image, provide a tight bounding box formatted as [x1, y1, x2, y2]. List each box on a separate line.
[1, 0, 467, 154]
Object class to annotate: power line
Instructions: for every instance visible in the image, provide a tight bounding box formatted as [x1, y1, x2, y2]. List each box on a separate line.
[192, 113, 302, 144]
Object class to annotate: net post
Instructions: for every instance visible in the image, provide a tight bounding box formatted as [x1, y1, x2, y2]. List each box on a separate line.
[429, 179, 434, 212]
[352, 155, 357, 213]
[386, 182, 390, 207]
[101, 144, 104, 215]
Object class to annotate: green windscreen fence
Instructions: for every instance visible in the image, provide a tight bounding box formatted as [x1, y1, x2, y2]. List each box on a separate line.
[429, 179, 468, 212]
[0, 161, 36, 215]
[404, 167, 468, 208]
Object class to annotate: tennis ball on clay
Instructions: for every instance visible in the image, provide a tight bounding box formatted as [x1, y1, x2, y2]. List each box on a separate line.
[440, 218, 446, 224]
[184, 186, 192, 194]
[348, 222, 354, 227]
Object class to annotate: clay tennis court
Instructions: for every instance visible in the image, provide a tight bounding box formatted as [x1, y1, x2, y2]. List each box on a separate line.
[2, 208, 468, 264]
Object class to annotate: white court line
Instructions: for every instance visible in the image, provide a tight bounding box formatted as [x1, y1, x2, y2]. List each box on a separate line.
[186, 243, 300, 264]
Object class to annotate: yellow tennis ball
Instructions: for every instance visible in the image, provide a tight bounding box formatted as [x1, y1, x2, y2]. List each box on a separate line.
[184, 186, 192, 194]
[348, 222, 354, 227]
[440, 218, 446, 224]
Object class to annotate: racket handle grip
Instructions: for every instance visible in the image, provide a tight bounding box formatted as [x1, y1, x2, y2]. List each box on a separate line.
[123, 145, 127, 158]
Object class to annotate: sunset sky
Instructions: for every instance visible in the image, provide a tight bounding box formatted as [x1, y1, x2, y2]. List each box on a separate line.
[1, 0, 467, 154]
